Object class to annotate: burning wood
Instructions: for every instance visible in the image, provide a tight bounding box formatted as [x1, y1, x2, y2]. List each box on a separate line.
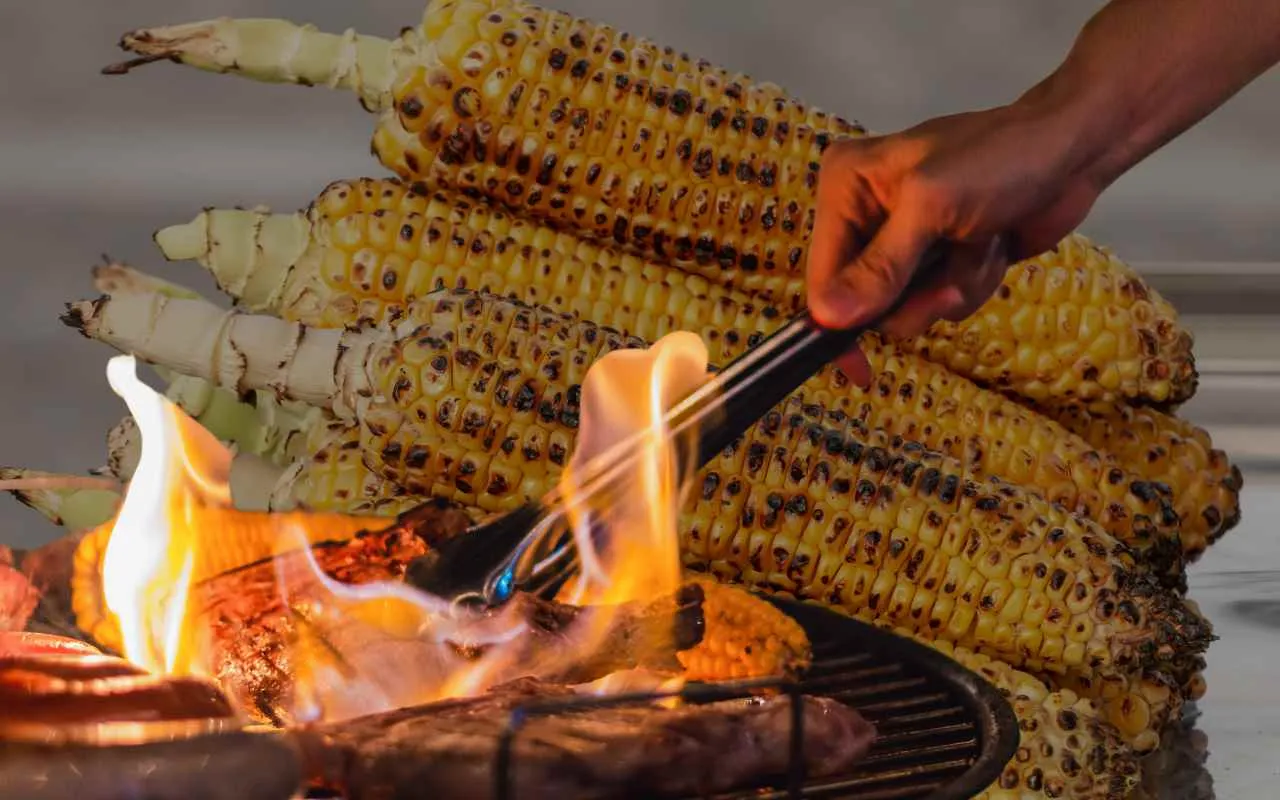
[294, 676, 876, 800]
[0, 545, 39, 632]
[189, 502, 465, 724]
[192, 518, 708, 725]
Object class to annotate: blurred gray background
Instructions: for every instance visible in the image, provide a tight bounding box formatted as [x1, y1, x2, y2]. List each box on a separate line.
[1, 0, 1278, 547]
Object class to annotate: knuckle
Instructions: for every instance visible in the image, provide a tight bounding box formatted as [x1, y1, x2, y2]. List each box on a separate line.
[818, 135, 884, 176]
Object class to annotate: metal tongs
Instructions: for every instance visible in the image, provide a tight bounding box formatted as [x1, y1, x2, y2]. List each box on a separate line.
[403, 244, 954, 610]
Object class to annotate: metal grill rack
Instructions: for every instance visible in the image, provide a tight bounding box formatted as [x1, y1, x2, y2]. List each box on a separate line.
[493, 596, 1018, 800]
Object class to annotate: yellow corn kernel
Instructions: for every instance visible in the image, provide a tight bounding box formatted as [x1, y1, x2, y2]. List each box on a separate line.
[1038, 399, 1243, 558]
[674, 575, 811, 681]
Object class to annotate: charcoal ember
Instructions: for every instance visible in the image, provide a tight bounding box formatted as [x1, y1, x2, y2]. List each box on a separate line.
[295, 677, 877, 800]
[311, 586, 709, 687]
[193, 500, 704, 726]
[193, 500, 471, 724]
[0, 548, 38, 631]
[0, 729, 302, 800]
[14, 531, 86, 628]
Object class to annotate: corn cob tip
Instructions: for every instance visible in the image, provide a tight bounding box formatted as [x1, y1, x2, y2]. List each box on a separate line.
[154, 207, 313, 311]
[102, 407, 283, 512]
[108, 18, 396, 111]
[105, 416, 141, 481]
[60, 297, 104, 338]
[91, 260, 203, 302]
[1120, 570, 1215, 664]
[153, 217, 209, 262]
[62, 291, 370, 418]
[109, 19, 239, 73]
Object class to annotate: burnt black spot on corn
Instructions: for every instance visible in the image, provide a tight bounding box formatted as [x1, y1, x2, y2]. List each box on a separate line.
[375, 0, 867, 308]
[900, 235, 1197, 407]
[895, 632, 1140, 799]
[1033, 398, 1242, 559]
[285, 291, 1208, 680]
[157, 190, 1191, 583]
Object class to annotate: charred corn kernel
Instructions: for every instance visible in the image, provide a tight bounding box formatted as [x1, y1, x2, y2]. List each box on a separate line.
[903, 235, 1197, 407]
[270, 419, 430, 517]
[373, 1, 864, 306]
[70, 504, 389, 653]
[1054, 670, 1181, 755]
[67, 281, 1187, 586]
[673, 575, 811, 681]
[154, 177, 785, 338]
[120, 12, 1195, 406]
[68, 288, 1211, 679]
[122, 9, 858, 304]
[893, 630, 1140, 800]
[810, 333, 1185, 587]
[1039, 399, 1243, 558]
[1183, 669, 1208, 702]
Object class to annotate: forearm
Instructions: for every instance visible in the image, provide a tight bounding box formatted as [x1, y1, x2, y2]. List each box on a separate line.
[1020, 0, 1280, 187]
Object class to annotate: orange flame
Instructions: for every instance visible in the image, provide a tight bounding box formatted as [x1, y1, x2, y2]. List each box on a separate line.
[557, 331, 708, 603]
[98, 328, 710, 721]
[101, 355, 228, 675]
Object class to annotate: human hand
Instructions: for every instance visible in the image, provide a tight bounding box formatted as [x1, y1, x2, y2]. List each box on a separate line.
[806, 102, 1105, 385]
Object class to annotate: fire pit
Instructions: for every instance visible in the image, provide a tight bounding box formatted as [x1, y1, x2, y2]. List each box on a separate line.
[1, 598, 1016, 800]
[1, 323, 1018, 800]
[395, 598, 1021, 800]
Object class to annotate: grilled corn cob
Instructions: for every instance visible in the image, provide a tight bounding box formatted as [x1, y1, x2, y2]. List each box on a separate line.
[1036, 400, 1242, 557]
[673, 575, 811, 681]
[899, 236, 1197, 406]
[803, 335, 1185, 585]
[104, 415, 287, 512]
[71, 504, 392, 653]
[270, 419, 426, 517]
[158, 178, 1196, 406]
[154, 177, 781, 335]
[385, 2, 858, 304]
[64, 288, 1209, 679]
[116, 5, 862, 305]
[121, 7, 1196, 408]
[916, 635, 1139, 800]
[1052, 670, 1181, 756]
[119, 244, 1187, 580]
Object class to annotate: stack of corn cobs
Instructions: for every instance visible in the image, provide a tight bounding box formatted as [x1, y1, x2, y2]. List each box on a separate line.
[5, 2, 1243, 798]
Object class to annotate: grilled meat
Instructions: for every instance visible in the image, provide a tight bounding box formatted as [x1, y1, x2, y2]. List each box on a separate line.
[295, 676, 875, 800]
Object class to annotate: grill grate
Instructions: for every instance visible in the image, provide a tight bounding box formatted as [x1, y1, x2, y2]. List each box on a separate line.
[493, 597, 1018, 800]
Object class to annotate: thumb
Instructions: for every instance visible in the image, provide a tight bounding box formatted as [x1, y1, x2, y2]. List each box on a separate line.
[808, 211, 934, 330]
